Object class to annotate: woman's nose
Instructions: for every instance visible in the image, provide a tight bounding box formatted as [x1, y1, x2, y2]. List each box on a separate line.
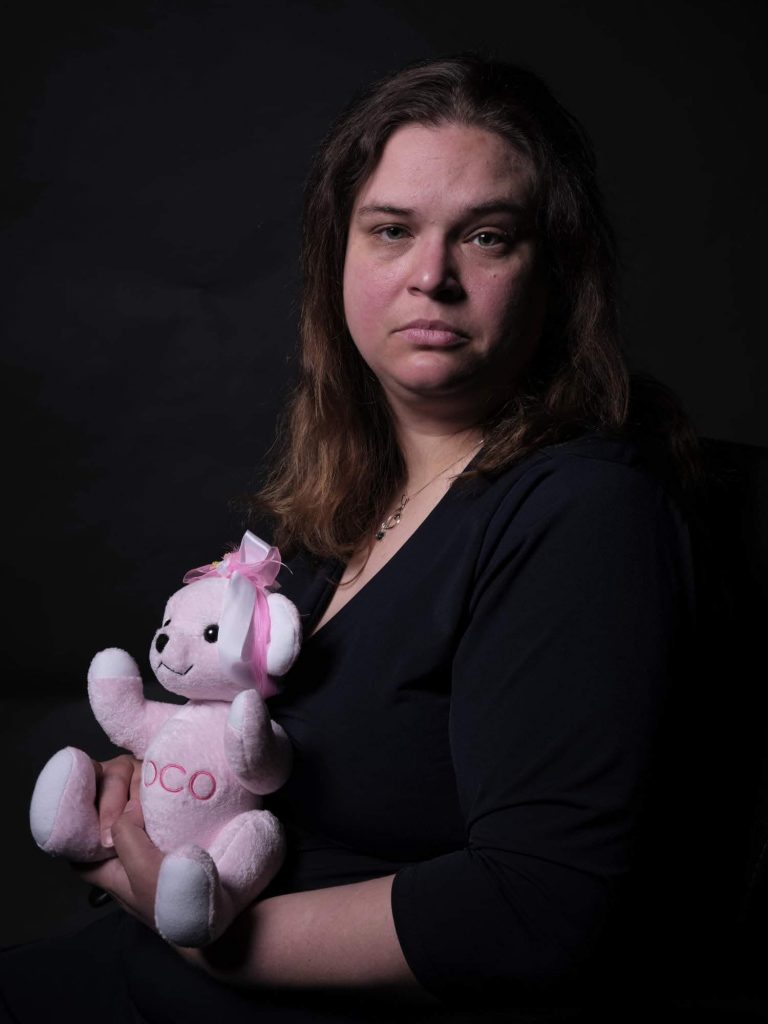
[407, 238, 463, 300]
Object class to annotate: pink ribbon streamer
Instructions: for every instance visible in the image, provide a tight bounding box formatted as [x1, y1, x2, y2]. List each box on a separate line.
[183, 532, 283, 698]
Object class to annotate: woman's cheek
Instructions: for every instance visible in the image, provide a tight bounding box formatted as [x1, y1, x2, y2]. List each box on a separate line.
[344, 271, 393, 351]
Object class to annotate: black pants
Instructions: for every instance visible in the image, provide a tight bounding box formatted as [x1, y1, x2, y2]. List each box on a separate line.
[0, 912, 140, 1023]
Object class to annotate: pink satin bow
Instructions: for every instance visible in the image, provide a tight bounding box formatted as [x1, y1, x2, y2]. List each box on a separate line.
[183, 532, 283, 698]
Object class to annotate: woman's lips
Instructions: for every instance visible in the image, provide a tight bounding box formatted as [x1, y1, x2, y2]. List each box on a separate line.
[396, 320, 469, 347]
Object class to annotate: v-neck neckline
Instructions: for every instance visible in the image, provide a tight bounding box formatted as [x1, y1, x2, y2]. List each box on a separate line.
[306, 460, 483, 641]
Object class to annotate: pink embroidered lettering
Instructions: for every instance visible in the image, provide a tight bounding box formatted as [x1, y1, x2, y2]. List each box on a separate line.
[189, 770, 217, 801]
[143, 761, 217, 798]
[159, 763, 186, 793]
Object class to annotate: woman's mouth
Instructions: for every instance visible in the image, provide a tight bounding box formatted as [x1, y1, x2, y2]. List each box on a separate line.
[396, 320, 469, 347]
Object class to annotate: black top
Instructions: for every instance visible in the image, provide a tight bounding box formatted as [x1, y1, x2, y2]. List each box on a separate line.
[0, 433, 698, 1024]
[266, 433, 695, 1005]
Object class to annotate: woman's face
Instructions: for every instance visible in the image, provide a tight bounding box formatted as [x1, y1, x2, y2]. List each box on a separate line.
[343, 122, 546, 422]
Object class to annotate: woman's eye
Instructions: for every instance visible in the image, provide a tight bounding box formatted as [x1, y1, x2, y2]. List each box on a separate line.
[375, 225, 409, 241]
[471, 230, 509, 249]
[204, 625, 219, 643]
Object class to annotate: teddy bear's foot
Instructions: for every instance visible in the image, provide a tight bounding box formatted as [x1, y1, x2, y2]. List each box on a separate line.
[155, 845, 219, 947]
[30, 746, 107, 860]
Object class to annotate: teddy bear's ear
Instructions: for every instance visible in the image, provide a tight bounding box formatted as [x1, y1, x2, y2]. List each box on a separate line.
[265, 594, 301, 678]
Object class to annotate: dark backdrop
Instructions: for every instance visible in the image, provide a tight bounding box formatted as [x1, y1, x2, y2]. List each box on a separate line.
[2, 0, 765, 697]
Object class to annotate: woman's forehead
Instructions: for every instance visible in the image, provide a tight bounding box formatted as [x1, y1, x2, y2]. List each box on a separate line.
[352, 122, 535, 217]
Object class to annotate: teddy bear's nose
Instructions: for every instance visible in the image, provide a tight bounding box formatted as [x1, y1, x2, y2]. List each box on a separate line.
[155, 633, 169, 653]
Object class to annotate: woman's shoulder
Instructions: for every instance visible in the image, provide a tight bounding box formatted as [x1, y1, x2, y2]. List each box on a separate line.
[471, 431, 689, 563]
[481, 431, 677, 514]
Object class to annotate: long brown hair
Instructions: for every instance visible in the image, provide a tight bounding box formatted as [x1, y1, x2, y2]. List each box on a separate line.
[256, 54, 698, 560]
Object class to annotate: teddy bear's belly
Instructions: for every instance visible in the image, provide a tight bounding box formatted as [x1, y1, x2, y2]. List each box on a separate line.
[140, 702, 258, 853]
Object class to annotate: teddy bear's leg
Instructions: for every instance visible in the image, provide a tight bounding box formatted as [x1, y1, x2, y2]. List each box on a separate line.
[209, 808, 284, 918]
[30, 746, 111, 861]
[154, 810, 283, 947]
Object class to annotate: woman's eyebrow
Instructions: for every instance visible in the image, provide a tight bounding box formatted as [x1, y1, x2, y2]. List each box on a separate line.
[355, 203, 413, 218]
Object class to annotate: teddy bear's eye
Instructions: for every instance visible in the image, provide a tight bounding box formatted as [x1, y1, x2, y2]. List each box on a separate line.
[204, 625, 219, 643]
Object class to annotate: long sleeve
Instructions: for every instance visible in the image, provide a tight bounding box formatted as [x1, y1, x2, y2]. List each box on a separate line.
[391, 453, 694, 1003]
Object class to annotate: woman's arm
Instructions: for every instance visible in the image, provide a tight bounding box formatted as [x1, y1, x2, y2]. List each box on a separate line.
[180, 874, 424, 993]
[389, 456, 694, 1002]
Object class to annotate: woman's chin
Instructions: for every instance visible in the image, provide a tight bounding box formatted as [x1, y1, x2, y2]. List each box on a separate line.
[382, 372, 493, 419]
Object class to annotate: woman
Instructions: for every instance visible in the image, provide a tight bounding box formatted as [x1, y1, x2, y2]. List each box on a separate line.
[2, 55, 697, 1021]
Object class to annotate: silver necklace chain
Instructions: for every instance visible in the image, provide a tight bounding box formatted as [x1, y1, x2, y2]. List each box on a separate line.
[375, 441, 483, 541]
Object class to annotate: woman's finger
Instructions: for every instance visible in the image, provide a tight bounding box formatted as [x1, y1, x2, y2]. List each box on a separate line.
[93, 754, 137, 846]
[112, 807, 161, 877]
[128, 761, 144, 825]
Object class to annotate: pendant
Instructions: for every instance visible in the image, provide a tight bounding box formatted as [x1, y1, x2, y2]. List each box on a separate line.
[375, 495, 408, 541]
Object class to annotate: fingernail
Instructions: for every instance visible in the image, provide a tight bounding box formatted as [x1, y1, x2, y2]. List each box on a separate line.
[124, 800, 136, 813]
[102, 829, 113, 848]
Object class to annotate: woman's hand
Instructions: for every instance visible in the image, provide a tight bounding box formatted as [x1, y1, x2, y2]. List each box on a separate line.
[71, 755, 163, 932]
[72, 757, 425, 998]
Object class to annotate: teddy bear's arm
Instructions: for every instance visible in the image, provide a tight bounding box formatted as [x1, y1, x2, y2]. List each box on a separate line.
[224, 689, 293, 795]
[88, 648, 179, 757]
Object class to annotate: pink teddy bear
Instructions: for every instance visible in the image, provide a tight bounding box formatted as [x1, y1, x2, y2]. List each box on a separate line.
[30, 531, 301, 947]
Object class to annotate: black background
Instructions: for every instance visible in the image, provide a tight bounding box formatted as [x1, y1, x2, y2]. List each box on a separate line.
[2, 0, 765, 696]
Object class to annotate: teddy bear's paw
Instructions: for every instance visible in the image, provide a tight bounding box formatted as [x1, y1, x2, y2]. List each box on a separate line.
[88, 647, 141, 683]
[155, 845, 219, 947]
[228, 687, 268, 734]
[30, 747, 106, 860]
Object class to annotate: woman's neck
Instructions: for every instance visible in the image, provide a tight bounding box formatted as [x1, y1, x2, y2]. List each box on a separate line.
[394, 417, 484, 494]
